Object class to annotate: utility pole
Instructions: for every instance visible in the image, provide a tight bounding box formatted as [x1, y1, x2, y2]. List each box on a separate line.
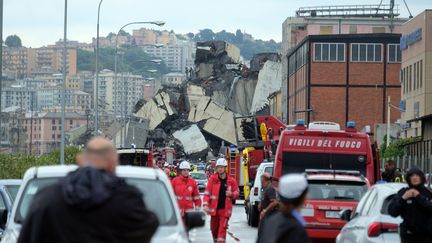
[387, 96, 391, 147]
[0, 0, 3, 141]
[60, 0, 68, 165]
[94, 0, 103, 136]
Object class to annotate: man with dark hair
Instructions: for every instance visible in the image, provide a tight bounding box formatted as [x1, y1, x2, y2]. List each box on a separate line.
[18, 137, 159, 243]
[258, 172, 278, 220]
[388, 167, 432, 243]
[382, 160, 404, 182]
[256, 174, 311, 243]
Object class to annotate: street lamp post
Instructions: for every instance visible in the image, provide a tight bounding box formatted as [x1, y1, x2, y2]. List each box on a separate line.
[60, 0, 68, 165]
[94, 0, 103, 136]
[112, 21, 165, 147]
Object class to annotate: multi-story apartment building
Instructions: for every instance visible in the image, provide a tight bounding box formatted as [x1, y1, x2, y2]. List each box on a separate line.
[36, 88, 91, 112]
[1, 85, 37, 112]
[22, 111, 87, 155]
[399, 10, 432, 158]
[280, 4, 407, 122]
[98, 70, 145, 115]
[28, 47, 77, 76]
[142, 41, 195, 72]
[2, 47, 28, 78]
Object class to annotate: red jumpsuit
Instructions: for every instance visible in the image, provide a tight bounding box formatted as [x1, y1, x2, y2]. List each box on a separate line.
[203, 174, 239, 243]
[171, 176, 202, 217]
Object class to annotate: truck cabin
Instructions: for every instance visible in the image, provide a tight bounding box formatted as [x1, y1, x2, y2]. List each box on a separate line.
[274, 120, 379, 184]
[117, 148, 151, 167]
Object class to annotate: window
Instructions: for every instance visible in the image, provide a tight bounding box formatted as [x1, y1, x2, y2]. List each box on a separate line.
[360, 189, 377, 216]
[349, 25, 357, 34]
[372, 27, 386, 33]
[314, 43, 345, 62]
[409, 65, 412, 91]
[388, 44, 401, 63]
[420, 60, 423, 88]
[351, 43, 382, 62]
[52, 134, 55, 139]
[319, 26, 333, 34]
[69, 120, 73, 125]
[414, 62, 417, 90]
[52, 119, 55, 124]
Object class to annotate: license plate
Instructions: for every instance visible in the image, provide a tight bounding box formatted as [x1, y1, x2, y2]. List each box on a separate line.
[301, 208, 314, 217]
[325, 211, 340, 219]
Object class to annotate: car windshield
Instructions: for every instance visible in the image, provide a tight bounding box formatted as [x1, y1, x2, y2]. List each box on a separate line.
[15, 177, 177, 225]
[264, 166, 274, 175]
[282, 152, 367, 176]
[190, 173, 207, 180]
[5, 185, 20, 202]
[307, 180, 367, 201]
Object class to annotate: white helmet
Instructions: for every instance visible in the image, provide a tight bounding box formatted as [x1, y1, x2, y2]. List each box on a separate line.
[164, 162, 169, 167]
[216, 158, 228, 167]
[179, 161, 191, 170]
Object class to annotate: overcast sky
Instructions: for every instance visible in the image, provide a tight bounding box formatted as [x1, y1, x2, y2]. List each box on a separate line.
[4, 0, 431, 47]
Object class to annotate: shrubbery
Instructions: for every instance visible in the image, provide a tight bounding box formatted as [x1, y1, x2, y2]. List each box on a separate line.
[0, 146, 81, 179]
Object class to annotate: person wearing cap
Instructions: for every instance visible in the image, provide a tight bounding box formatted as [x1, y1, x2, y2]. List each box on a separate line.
[203, 158, 239, 243]
[171, 161, 202, 223]
[258, 172, 278, 220]
[388, 167, 432, 242]
[256, 174, 311, 243]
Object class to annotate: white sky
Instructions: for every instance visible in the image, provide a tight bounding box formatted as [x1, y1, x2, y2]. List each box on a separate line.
[4, 0, 431, 47]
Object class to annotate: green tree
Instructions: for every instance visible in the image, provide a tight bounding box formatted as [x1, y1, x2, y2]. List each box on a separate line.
[5, 35, 22, 48]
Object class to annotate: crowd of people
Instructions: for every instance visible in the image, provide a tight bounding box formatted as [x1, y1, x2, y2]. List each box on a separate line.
[14, 138, 432, 243]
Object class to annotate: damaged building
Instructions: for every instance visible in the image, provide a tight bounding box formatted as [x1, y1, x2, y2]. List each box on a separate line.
[117, 41, 283, 160]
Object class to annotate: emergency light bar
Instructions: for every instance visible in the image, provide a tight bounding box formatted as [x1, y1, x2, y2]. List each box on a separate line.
[305, 169, 362, 177]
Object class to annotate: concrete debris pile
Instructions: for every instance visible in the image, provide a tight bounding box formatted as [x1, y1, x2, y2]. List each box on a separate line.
[129, 41, 282, 159]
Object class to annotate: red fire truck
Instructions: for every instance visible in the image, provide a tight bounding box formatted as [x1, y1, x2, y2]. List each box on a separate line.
[229, 115, 287, 198]
[117, 146, 176, 168]
[273, 120, 380, 242]
[273, 120, 380, 184]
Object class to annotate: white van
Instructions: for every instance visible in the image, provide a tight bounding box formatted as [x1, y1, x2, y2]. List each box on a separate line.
[245, 162, 273, 227]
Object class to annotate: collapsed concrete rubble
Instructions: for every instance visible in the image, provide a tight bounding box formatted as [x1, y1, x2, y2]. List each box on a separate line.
[126, 41, 282, 160]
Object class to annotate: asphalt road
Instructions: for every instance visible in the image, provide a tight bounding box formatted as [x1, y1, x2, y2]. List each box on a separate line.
[190, 200, 258, 243]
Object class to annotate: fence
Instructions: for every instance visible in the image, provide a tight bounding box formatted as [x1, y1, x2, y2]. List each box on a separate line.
[381, 155, 432, 187]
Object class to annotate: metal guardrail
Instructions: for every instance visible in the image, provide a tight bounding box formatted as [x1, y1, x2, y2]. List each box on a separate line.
[381, 156, 432, 187]
[296, 4, 400, 18]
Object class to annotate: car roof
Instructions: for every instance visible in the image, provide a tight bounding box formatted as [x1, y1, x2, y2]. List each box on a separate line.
[371, 182, 407, 193]
[0, 179, 22, 185]
[23, 165, 166, 181]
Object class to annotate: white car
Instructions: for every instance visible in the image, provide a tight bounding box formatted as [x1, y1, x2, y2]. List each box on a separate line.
[336, 183, 405, 243]
[245, 162, 273, 227]
[0, 165, 204, 243]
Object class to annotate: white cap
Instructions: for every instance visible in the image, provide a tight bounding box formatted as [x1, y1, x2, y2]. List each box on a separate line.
[216, 158, 228, 167]
[179, 161, 191, 170]
[278, 174, 308, 200]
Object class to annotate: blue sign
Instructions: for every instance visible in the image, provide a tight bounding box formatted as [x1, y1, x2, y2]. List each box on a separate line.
[400, 28, 422, 50]
[399, 100, 406, 112]
[402, 123, 411, 129]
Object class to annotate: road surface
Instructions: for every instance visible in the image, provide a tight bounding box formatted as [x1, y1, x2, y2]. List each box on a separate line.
[190, 200, 258, 243]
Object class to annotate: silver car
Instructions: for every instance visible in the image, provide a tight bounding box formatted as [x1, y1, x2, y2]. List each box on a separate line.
[0, 165, 204, 243]
[336, 183, 405, 243]
[190, 172, 208, 193]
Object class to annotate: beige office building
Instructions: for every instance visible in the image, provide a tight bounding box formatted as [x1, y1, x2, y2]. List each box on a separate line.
[400, 10, 432, 143]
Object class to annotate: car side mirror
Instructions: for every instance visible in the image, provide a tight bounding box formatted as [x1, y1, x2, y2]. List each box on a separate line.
[0, 209, 8, 230]
[340, 208, 353, 222]
[185, 211, 205, 230]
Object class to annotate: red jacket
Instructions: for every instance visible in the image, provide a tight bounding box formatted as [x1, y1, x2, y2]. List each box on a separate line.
[171, 176, 202, 216]
[203, 174, 239, 218]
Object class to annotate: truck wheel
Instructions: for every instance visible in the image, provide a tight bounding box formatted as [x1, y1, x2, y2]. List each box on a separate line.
[250, 205, 259, 227]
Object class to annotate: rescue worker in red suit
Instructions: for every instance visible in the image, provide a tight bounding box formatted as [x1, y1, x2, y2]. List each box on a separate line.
[203, 158, 239, 243]
[171, 161, 202, 222]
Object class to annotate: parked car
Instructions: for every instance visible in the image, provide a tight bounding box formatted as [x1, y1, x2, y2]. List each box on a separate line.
[336, 183, 405, 243]
[0, 165, 205, 243]
[302, 170, 370, 243]
[190, 172, 208, 193]
[0, 180, 22, 202]
[245, 162, 273, 227]
[0, 186, 14, 240]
